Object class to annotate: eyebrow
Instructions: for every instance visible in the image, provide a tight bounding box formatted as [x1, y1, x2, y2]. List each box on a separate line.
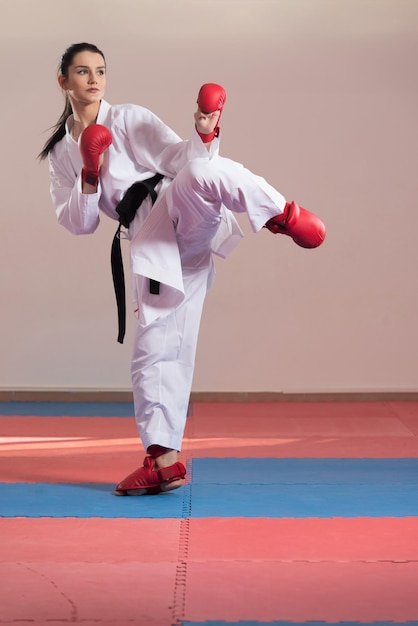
[73, 65, 106, 70]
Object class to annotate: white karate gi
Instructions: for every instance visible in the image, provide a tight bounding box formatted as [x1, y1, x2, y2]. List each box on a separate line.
[49, 99, 286, 451]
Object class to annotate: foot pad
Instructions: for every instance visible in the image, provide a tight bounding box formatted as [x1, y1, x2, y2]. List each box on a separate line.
[114, 455, 186, 496]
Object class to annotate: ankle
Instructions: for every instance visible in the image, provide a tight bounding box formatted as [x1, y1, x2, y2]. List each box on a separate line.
[156, 450, 178, 468]
[147, 445, 178, 468]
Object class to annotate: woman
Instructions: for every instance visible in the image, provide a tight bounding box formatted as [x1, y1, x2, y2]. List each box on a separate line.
[40, 42, 325, 496]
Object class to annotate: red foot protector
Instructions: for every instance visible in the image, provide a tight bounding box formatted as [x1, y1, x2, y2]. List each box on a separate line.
[114, 455, 186, 496]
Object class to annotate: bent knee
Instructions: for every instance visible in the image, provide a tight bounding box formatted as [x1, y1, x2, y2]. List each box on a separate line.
[176, 158, 218, 191]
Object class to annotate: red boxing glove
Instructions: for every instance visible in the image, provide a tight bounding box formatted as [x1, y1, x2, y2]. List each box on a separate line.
[79, 124, 112, 186]
[265, 201, 326, 248]
[196, 83, 226, 143]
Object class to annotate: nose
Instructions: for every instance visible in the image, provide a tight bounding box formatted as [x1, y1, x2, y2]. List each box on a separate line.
[88, 72, 98, 83]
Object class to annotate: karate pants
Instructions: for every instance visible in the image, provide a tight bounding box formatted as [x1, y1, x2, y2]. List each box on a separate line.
[131, 264, 210, 452]
[131, 154, 286, 452]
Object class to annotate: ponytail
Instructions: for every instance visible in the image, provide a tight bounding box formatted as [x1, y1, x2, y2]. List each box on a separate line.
[38, 94, 72, 161]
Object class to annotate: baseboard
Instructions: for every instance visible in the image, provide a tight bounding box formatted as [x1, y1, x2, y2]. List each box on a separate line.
[1, 389, 418, 403]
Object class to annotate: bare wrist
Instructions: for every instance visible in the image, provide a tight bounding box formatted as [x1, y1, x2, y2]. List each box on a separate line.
[82, 181, 98, 194]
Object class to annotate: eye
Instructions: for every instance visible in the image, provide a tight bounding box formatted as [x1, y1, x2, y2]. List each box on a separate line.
[97, 69, 106, 76]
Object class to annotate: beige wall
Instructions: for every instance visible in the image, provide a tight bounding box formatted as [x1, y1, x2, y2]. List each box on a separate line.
[1, 0, 417, 394]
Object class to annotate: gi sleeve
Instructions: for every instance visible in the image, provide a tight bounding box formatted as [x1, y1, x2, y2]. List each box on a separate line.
[121, 105, 213, 177]
[48, 150, 101, 235]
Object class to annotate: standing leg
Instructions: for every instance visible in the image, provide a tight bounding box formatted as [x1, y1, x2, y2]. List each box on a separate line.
[115, 262, 211, 495]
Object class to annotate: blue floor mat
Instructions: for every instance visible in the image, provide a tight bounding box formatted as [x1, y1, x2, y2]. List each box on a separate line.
[189, 483, 418, 518]
[0, 482, 187, 518]
[0, 401, 134, 416]
[1, 457, 417, 518]
[191, 458, 418, 485]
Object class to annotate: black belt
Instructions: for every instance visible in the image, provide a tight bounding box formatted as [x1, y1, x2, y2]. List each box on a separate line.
[111, 173, 164, 344]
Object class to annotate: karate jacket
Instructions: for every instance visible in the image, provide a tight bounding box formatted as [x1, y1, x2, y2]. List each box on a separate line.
[48, 100, 243, 324]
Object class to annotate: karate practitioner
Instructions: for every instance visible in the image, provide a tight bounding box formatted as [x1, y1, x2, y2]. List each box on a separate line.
[40, 42, 325, 496]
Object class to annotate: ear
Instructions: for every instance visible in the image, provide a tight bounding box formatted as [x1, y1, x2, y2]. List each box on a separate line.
[58, 74, 67, 90]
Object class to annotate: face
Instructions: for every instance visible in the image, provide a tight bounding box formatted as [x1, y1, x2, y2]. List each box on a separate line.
[59, 50, 106, 106]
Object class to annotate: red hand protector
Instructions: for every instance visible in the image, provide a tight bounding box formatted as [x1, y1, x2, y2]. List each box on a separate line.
[79, 124, 112, 186]
[265, 201, 326, 248]
[196, 83, 226, 143]
[197, 83, 226, 114]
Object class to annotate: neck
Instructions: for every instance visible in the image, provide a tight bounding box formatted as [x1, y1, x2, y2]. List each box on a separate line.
[71, 100, 101, 139]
